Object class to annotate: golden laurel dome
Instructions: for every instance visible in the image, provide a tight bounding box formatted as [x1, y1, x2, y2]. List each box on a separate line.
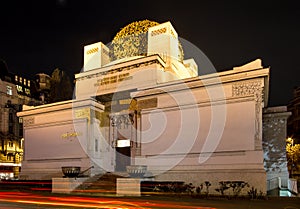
[110, 20, 184, 62]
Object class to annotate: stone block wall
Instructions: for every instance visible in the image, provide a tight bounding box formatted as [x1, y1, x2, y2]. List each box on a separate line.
[263, 106, 291, 189]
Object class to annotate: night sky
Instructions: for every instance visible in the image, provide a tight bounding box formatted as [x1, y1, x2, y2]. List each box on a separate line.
[0, 0, 299, 106]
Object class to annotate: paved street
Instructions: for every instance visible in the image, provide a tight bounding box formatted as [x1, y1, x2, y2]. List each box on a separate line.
[0, 191, 299, 209]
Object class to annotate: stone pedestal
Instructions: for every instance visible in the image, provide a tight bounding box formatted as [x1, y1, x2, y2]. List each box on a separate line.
[52, 177, 88, 193]
[288, 178, 298, 196]
[116, 178, 141, 196]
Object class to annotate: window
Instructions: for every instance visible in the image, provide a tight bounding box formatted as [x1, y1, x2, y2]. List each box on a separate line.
[7, 154, 13, 161]
[7, 155, 11, 161]
[28, 80, 30, 87]
[16, 85, 23, 92]
[8, 141, 13, 147]
[19, 140, 22, 149]
[95, 138, 98, 152]
[9, 112, 13, 121]
[9, 125, 13, 134]
[25, 88, 30, 95]
[15, 75, 18, 82]
[6, 86, 12, 95]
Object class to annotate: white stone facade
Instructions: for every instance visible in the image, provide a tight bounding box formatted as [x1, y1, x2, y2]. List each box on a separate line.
[17, 21, 283, 195]
[17, 98, 105, 179]
[131, 61, 269, 194]
[83, 42, 110, 71]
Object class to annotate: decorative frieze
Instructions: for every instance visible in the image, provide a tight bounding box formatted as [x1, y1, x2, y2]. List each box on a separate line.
[110, 113, 134, 129]
[151, 27, 167, 36]
[232, 80, 264, 150]
[76, 59, 161, 82]
[94, 72, 133, 87]
[232, 80, 262, 98]
[23, 117, 34, 127]
[74, 108, 90, 124]
[75, 108, 90, 119]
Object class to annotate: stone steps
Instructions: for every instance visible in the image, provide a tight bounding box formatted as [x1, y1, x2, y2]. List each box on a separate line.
[72, 172, 125, 194]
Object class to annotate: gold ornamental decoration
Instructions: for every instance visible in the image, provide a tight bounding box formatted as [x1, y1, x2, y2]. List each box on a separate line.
[110, 20, 184, 62]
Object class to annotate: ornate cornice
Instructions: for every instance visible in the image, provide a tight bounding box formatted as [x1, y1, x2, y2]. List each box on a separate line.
[76, 58, 163, 82]
[232, 80, 262, 98]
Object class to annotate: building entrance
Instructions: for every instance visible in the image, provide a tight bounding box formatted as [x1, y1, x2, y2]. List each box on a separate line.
[115, 139, 131, 172]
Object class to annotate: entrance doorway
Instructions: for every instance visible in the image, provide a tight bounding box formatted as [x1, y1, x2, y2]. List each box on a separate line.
[115, 139, 131, 172]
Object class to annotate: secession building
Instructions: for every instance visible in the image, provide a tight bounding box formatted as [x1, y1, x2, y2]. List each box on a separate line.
[17, 20, 290, 194]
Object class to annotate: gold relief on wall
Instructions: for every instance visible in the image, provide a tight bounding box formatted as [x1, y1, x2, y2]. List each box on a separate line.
[137, 98, 157, 110]
[61, 132, 82, 139]
[75, 108, 90, 121]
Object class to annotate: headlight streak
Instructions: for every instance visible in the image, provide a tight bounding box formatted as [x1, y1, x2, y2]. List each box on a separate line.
[0, 191, 216, 209]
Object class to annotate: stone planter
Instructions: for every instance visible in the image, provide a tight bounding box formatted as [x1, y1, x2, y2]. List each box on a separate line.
[126, 165, 147, 178]
[61, 166, 81, 178]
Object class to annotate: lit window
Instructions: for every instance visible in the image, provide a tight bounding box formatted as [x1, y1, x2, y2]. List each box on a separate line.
[6, 86, 12, 95]
[19, 117, 23, 123]
[9, 141, 13, 147]
[15, 75, 18, 82]
[16, 85, 23, 92]
[25, 88, 30, 95]
[28, 80, 30, 87]
[7, 155, 12, 161]
[117, 139, 130, 147]
[24, 78, 26, 85]
[19, 77, 22, 83]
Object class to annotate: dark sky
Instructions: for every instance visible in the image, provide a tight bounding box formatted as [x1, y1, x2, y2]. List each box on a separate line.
[0, 0, 299, 106]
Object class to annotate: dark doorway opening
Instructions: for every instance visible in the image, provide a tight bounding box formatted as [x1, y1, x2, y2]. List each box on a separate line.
[115, 146, 131, 172]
